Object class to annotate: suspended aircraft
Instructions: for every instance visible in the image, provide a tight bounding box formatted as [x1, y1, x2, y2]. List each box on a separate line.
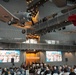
[0, 4, 39, 29]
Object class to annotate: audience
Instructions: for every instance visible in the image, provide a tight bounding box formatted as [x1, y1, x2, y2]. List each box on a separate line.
[74, 65, 76, 74]
[52, 66, 59, 75]
[0, 62, 76, 75]
[69, 68, 76, 75]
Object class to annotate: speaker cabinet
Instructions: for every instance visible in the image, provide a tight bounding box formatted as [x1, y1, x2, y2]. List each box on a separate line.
[11, 58, 14, 63]
[65, 58, 68, 62]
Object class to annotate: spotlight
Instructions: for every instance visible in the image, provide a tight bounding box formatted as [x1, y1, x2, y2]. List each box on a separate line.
[58, 28, 61, 31]
[62, 27, 66, 30]
[22, 29, 26, 34]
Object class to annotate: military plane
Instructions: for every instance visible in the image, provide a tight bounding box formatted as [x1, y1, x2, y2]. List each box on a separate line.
[0, 4, 39, 29]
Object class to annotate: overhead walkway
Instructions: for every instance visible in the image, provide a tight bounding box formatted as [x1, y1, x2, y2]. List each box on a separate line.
[27, 8, 76, 35]
[0, 43, 76, 51]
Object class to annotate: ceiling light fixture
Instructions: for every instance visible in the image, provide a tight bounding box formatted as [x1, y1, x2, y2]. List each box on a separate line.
[62, 27, 66, 30]
[14, 38, 22, 40]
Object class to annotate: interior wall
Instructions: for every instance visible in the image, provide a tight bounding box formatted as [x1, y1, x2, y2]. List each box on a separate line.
[0, 50, 76, 68]
[25, 52, 40, 65]
[39, 51, 76, 66]
[0, 51, 25, 68]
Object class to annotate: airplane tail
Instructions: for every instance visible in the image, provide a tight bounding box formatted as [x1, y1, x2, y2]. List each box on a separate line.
[68, 14, 76, 26]
[32, 11, 39, 24]
[34, 11, 39, 21]
[30, 18, 34, 25]
[72, 21, 76, 26]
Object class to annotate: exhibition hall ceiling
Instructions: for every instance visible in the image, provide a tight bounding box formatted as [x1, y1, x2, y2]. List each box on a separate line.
[0, 0, 76, 45]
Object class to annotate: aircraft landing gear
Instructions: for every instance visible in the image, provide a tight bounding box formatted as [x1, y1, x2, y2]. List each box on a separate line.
[8, 18, 14, 25]
[8, 21, 12, 25]
[8, 18, 17, 25]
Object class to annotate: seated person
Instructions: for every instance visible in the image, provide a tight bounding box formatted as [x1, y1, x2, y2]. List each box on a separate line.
[44, 67, 51, 75]
[69, 68, 76, 75]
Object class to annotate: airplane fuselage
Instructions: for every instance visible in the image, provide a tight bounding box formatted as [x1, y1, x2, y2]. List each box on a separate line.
[15, 11, 32, 21]
[8, 11, 32, 26]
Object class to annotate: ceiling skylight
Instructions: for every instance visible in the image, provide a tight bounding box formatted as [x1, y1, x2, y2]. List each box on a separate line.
[45, 40, 59, 44]
[22, 39, 37, 44]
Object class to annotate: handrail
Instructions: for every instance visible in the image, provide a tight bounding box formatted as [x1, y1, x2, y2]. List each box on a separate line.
[27, 9, 76, 34]
[0, 43, 76, 51]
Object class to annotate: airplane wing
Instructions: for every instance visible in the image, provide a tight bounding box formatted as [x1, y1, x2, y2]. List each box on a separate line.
[0, 4, 39, 29]
[0, 4, 32, 29]
[52, 0, 67, 7]
[12, 21, 34, 29]
[46, 13, 58, 20]
[0, 4, 19, 23]
[61, 4, 76, 13]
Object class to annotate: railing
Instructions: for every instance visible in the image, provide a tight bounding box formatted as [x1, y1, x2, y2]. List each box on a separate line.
[27, 9, 76, 34]
[0, 43, 76, 51]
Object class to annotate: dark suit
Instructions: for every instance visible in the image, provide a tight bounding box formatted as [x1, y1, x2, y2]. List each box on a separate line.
[69, 72, 76, 75]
